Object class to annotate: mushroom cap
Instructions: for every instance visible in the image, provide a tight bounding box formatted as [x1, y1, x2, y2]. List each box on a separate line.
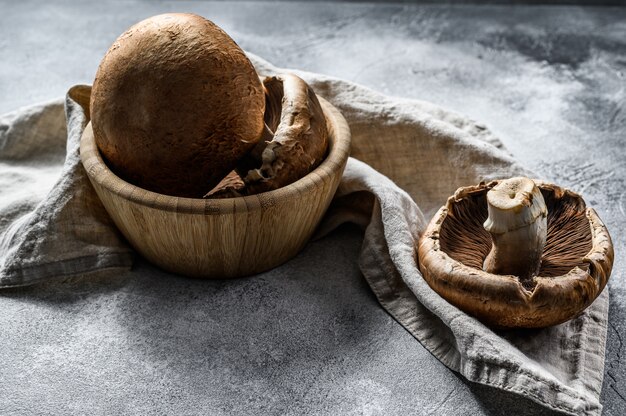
[90, 13, 266, 198]
[417, 180, 614, 329]
[235, 73, 329, 194]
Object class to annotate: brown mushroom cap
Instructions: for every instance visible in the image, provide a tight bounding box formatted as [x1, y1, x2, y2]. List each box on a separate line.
[417, 180, 614, 329]
[90, 13, 266, 198]
[235, 73, 329, 194]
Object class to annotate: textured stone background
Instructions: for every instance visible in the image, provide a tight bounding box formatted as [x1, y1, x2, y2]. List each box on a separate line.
[0, 1, 624, 415]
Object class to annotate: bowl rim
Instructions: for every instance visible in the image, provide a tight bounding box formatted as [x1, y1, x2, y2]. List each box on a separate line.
[80, 97, 351, 214]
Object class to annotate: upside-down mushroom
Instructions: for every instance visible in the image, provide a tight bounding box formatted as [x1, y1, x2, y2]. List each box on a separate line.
[417, 177, 614, 329]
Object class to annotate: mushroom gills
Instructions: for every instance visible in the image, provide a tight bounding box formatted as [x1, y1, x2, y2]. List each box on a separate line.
[419, 179, 611, 328]
[439, 182, 592, 286]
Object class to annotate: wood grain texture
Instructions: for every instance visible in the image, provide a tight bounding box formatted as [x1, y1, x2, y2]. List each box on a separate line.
[80, 97, 351, 278]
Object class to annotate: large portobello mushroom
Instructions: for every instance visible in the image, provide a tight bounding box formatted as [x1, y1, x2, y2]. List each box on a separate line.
[90, 13, 266, 198]
[418, 177, 614, 329]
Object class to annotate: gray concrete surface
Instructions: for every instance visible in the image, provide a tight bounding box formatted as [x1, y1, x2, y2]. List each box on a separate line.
[1, 1, 625, 415]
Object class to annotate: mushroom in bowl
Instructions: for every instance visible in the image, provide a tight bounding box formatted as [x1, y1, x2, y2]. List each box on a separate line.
[417, 177, 614, 329]
[81, 13, 351, 278]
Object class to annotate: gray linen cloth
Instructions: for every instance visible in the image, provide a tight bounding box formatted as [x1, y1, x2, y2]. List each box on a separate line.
[0, 54, 608, 416]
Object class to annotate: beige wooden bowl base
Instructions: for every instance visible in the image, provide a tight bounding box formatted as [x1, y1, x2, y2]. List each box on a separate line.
[80, 97, 351, 278]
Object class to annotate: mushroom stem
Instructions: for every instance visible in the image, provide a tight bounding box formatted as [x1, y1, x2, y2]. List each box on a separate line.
[483, 177, 547, 285]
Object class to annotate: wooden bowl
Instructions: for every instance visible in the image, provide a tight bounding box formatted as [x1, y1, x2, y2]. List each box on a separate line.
[80, 98, 351, 278]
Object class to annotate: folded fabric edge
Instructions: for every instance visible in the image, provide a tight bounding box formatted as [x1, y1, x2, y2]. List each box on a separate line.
[0, 97, 65, 120]
[356, 198, 462, 370]
[359, 244, 462, 370]
[0, 251, 133, 289]
[461, 358, 602, 416]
